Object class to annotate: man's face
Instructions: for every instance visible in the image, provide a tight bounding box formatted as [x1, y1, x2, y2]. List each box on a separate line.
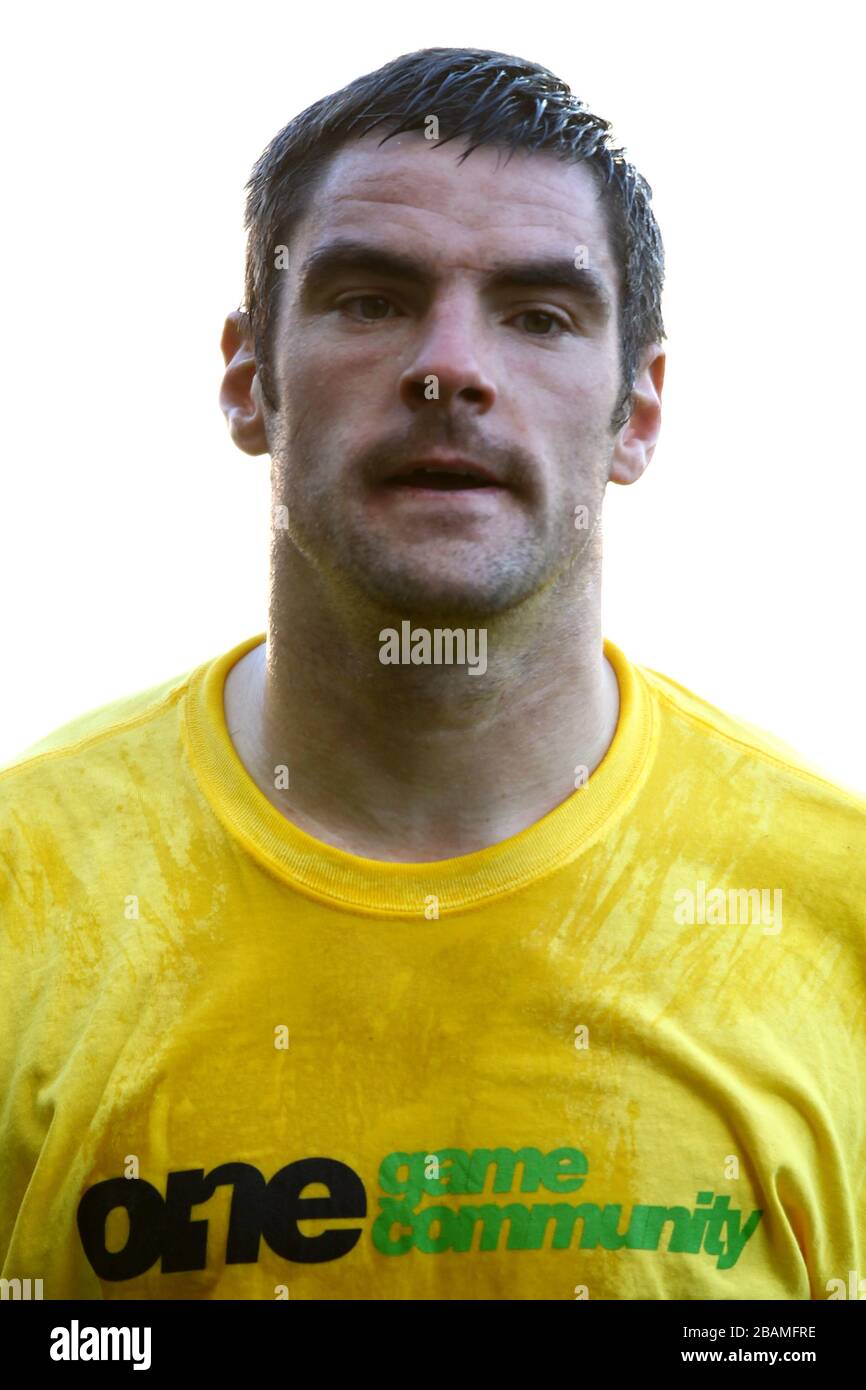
[264, 131, 624, 618]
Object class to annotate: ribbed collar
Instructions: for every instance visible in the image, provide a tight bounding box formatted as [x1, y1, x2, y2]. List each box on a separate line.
[183, 632, 657, 918]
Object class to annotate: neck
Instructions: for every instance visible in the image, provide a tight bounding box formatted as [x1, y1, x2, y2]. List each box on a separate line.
[225, 540, 620, 862]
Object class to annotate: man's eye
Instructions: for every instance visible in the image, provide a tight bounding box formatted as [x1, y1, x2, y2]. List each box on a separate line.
[512, 310, 569, 336]
[338, 295, 396, 321]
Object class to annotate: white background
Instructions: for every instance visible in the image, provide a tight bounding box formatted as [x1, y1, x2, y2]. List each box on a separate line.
[2, 1, 863, 793]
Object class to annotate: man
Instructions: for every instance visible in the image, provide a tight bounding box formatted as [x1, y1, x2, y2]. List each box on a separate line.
[1, 47, 863, 1303]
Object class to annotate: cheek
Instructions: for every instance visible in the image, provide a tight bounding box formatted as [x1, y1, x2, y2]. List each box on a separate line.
[280, 347, 331, 407]
[546, 370, 618, 468]
[283, 341, 389, 431]
[503, 345, 610, 428]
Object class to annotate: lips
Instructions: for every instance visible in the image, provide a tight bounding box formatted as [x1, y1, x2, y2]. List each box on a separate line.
[383, 456, 502, 490]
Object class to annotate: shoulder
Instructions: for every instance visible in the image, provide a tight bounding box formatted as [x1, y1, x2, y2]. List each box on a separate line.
[635, 658, 866, 922]
[0, 661, 203, 887]
[0, 665, 195, 779]
[639, 659, 866, 809]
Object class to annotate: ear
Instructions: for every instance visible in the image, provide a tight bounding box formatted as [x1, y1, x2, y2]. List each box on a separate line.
[219, 310, 269, 456]
[609, 345, 666, 486]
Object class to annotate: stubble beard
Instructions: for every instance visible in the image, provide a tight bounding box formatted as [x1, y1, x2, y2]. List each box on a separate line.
[268, 414, 609, 626]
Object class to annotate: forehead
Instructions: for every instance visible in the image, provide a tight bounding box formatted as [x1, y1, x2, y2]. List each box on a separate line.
[294, 131, 617, 287]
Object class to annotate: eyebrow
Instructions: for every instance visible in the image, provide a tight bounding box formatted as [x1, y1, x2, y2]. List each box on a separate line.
[297, 237, 614, 323]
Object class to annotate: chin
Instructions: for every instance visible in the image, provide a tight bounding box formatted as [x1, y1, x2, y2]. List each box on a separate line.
[353, 564, 536, 621]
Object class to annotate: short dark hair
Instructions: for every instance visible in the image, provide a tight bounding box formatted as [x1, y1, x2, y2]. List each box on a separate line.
[242, 46, 665, 431]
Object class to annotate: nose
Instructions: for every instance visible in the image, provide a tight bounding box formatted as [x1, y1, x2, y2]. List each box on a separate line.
[398, 295, 497, 417]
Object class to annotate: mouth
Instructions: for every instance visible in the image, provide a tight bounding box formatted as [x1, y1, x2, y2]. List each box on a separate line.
[382, 456, 504, 491]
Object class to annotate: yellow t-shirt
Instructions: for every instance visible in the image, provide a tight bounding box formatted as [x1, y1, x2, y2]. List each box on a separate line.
[1, 633, 864, 1302]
